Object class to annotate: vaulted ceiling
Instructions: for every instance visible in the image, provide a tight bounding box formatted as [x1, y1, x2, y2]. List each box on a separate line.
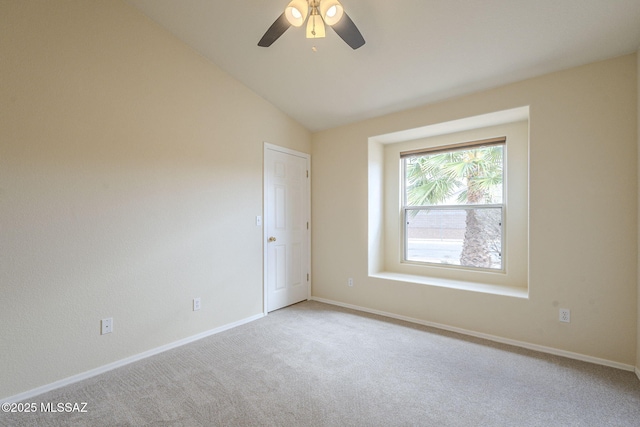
[126, 0, 640, 132]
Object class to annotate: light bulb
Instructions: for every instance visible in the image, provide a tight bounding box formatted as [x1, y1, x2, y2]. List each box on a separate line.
[285, 0, 308, 27]
[319, 0, 343, 26]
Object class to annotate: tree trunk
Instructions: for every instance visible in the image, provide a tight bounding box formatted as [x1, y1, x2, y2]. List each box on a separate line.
[460, 209, 492, 268]
[460, 172, 492, 268]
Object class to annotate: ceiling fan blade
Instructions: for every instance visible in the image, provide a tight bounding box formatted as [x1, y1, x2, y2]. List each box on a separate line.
[331, 12, 365, 50]
[258, 13, 291, 47]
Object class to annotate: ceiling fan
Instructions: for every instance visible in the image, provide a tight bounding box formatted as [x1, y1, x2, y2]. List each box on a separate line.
[258, 0, 365, 50]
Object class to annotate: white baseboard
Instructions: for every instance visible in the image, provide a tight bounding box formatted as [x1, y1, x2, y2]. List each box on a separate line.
[311, 296, 636, 373]
[1, 313, 265, 404]
[5, 300, 637, 403]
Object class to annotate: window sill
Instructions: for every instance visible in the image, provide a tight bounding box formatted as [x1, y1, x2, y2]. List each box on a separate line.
[369, 271, 529, 299]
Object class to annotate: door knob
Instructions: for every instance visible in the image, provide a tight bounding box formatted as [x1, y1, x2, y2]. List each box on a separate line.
[268, 236, 277, 242]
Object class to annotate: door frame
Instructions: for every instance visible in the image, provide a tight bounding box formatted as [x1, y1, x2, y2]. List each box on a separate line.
[263, 142, 311, 315]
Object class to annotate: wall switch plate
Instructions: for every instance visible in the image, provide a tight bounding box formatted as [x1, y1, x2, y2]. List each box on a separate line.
[559, 308, 570, 323]
[348, 278, 354, 287]
[101, 318, 113, 335]
[256, 216, 262, 226]
[193, 297, 201, 311]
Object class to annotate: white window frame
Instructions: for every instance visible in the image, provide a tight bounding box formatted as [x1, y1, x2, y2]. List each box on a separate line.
[400, 139, 506, 273]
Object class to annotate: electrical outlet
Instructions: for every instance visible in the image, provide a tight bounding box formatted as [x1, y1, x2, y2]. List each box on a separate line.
[347, 278, 353, 287]
[193, 297, 201, 311]
[101, 318, 113, 335]
[559, 308, 570, 323]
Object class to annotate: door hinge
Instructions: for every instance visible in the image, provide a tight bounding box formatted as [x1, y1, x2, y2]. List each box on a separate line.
[307, 273, 309, 281]
[307, 221, 309, 230]
[306, 170, 309, 178]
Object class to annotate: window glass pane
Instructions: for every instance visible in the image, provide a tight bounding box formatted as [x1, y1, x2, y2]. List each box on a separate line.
[404, 145, 503, 206]
[405, 208, 502, 270]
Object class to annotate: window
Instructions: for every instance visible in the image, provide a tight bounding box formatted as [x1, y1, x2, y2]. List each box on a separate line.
[368, 110, 528, 293]
[401, 137, 505, 271]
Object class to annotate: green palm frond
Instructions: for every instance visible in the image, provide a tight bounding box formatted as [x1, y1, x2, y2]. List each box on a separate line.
[407, 176, 459, 206]
[405, 145, 503, 206]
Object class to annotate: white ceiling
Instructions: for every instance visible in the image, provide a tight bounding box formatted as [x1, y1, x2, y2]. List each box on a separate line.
[126, 0, 640, 132]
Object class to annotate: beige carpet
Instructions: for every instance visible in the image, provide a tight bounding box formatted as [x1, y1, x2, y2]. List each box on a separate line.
[2, 300, 639, 426]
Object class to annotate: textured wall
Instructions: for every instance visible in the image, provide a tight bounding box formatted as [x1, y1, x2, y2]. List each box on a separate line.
[312, 54, 638, 366]
[0, 0, 310, 399]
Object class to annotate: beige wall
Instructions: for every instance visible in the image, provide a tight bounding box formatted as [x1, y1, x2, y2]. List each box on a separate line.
[637, 49, 640, 376]
[312, 54, 638, 366]
[0, 0, 310, 399]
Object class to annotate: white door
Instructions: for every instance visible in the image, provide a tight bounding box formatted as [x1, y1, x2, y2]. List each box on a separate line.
[264, 145, 310, 312]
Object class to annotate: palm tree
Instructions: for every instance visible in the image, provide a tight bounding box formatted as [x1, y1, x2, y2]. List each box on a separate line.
[405, 145, 503, 268]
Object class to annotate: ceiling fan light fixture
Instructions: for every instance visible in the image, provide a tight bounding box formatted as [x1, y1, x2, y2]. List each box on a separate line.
[319, 0, 344, 26]
[259, 0, 364, 49]
[285, 0, 308, 27]
[306, 13, 326, 38]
